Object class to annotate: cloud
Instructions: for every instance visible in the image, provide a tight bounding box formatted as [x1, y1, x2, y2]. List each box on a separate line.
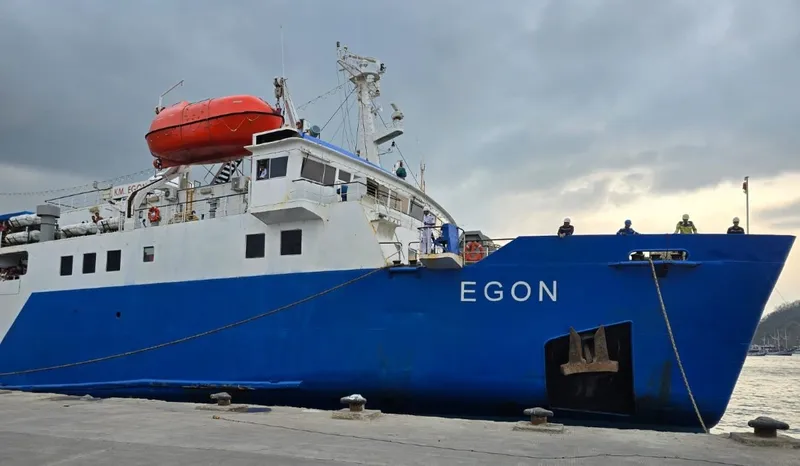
[761, 198, 800, 220]
[2, 1, 799, 203]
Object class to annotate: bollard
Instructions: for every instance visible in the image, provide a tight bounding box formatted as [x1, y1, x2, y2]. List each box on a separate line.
[340, 394, 367, 412]
[729, 416, 799, 448]
[332, 394, 381, 420]
[210, 392, 232, 407]
[513, 407, 564, 433]
[524, 407, 553, 426]
[748, 416, 789, 438]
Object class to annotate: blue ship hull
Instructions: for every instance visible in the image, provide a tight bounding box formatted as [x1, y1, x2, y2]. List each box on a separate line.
[0, 234, 793, 431]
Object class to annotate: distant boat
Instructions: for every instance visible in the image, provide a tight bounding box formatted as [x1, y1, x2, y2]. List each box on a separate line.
[765, 329, 794, 355]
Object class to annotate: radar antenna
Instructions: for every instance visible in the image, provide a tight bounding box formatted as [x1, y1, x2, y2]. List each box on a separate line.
[336, 42, 404, 166]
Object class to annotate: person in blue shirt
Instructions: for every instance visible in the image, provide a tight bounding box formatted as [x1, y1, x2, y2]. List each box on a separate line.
[557, 218, 574, 237]
[616, 219, 638, 235]
[336, 184, 348, 202]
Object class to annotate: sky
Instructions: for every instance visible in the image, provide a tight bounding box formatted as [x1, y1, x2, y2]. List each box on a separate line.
[1, 0, 799, 314]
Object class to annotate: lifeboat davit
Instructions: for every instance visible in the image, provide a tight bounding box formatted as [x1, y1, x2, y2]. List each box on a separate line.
[145, 95, 284, 169]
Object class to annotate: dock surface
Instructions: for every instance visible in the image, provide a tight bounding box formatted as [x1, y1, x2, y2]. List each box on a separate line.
[0, 390, 795, 465]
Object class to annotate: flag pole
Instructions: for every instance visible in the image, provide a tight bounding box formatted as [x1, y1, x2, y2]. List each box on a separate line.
[743, 176, 750, 234]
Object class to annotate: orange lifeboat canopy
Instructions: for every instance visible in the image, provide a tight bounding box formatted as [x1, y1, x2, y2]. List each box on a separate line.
[145, 95, 284, 169]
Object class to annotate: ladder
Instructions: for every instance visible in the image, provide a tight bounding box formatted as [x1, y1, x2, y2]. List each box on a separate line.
[212, 159, 243, 185]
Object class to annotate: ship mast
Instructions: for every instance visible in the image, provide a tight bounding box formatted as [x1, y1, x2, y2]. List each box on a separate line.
[336, 42, 404, 166]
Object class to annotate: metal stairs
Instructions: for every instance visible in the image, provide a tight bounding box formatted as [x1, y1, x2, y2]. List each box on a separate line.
[212, 159, 243, 185]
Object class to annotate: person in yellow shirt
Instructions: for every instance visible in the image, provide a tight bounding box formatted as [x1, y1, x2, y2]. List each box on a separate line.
[674, 214, 697, 234]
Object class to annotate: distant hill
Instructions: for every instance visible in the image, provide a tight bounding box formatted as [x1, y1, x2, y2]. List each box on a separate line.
[754, 300, 800, 347]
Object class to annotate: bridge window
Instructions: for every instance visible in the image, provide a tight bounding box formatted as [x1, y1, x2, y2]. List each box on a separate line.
[338, 170, 352, 183]
[82, 253, 97, 274]
[106, 250, 121, 272]
[256, 156, 289, 180]
[409, 200, 425, 221]
[60, 255, 73, 276]
[143, 246, 155, 263]
[245, 233, 265, 259]
[280, 229, 302, 256]
[301, 157, 336, 186]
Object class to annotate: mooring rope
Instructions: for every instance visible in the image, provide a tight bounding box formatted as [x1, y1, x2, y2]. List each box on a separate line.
[648, 258, 709, 433]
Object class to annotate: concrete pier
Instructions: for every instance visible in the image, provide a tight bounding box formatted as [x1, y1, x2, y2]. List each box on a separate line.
[0, 390, 796, 465]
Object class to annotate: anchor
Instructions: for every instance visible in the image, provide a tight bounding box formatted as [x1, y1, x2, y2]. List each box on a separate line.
[560, 325, 620, 376]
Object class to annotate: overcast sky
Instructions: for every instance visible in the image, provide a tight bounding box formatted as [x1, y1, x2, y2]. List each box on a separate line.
[1, 0, 799, 312]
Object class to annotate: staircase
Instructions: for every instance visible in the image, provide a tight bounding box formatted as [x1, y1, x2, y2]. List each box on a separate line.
[212, 159, 243, 185]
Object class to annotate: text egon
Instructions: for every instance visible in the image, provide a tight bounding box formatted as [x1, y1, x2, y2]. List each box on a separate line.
[460, 280, 558, 303]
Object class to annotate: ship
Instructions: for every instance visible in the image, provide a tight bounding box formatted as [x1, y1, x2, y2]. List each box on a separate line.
[0, 43, 795, 432]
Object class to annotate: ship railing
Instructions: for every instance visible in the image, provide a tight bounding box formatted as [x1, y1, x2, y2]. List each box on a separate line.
[131, 192, 248, 228]
[288, 179, 347, 205]
[288, 178, 429, 230]
[378, 241, 405, 265]
[407, 235, 515, 264]
[288, 178, 381, 205]
[45, 188, 111, 213]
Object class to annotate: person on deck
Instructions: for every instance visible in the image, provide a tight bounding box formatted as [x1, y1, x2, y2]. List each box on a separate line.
[557, 218, 574, 237]
[336, 183, 348, 202]
[395, 161, 407, 180]
[674, 214, 697, 234]
[420, 206, 435, 254]
[617, 219, 638, 235]
[727, 217, 745, 234]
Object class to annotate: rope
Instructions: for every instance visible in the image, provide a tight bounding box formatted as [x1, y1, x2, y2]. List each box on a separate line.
[296, 83, 347, 111]
[0, 266, 386, 377]
[648, 258, 708, 433]
[320, 86, 357, 133]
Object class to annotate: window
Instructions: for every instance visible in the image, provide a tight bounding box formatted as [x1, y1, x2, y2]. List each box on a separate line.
[300, 158, 324, 183]
[59, 256, 73, 276]
[409, 200, 425, 221]
[256, 159, 269, 180]
[390, 192, 409, 213]
[270, 156, 288, 178]
[143, 246, 155, 263]
[106, 250, 121, 272]
[366, 179, 379, 198]
[280, 229, 302, 256]
[82, 253, 96, 274]
[301, 158, 336, 185]
[377, 185, 390, 206]
[322, 166, 336, 186]
[256, 156, 289, 180]
[0, 251, 28, 279]
[245, 233, 266, 259]
[338, 170, 352, 184]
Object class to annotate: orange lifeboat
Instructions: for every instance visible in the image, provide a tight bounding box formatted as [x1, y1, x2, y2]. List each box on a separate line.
[145, 95, 284, 169]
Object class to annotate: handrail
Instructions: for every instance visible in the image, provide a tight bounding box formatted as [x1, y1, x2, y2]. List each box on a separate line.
[132, 192, 246, 214]
[291, 178, 368, 189]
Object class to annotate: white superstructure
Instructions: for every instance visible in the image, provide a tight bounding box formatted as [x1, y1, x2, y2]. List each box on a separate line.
[0, 44, 459, 344]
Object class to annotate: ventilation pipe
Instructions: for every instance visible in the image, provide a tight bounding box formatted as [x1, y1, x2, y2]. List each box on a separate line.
[36, 204, 60, 242]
